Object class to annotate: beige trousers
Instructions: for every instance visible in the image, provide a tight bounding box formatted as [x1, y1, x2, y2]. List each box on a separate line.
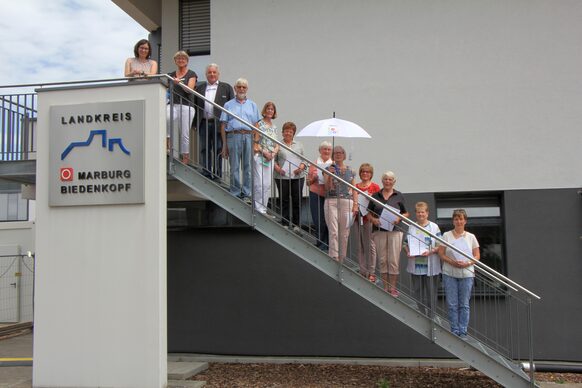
[324, 198, 353, 261]
[373, 230, 403, 275]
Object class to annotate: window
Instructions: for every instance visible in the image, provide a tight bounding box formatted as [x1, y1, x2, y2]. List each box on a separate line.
[0, 184, 29, 222]
[436, 192, 506, 295]
[180, 0, 211, 56]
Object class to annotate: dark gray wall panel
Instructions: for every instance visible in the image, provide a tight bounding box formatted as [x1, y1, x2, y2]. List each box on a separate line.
[167, 188, 582, 361]
[167, 228, 449, 358]
[504, 188, 582, 361]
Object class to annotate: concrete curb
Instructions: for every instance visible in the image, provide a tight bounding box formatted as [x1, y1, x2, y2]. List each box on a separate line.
[168, 361, 208, 380]
[168, 354, 469, 368]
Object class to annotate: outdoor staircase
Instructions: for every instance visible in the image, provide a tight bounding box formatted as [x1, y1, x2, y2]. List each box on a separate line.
[168, 158, 537, 388]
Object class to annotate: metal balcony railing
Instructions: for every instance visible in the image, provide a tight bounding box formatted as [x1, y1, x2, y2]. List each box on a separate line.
[0, 93, 37, 161]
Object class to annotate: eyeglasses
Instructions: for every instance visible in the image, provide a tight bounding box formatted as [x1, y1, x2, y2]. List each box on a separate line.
[235, 85, 248, 89]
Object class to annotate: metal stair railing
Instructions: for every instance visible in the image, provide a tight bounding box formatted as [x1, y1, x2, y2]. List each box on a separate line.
[169, 155, 538, 388]
[0, 78, 540, 387]
[165, 80, 541, 387]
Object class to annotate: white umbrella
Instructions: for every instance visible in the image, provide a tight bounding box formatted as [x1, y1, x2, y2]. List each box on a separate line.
[296, 117, 371, 139]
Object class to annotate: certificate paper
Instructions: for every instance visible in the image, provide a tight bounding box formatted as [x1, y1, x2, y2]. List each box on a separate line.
[407, 227, 432, 256]
[451, 237, 472, 263]
[379, 205, 399, 231]
[407, 236, 426, 256]
[358, 195, 370, 216]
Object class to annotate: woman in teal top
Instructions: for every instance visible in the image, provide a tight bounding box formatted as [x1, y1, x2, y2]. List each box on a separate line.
[252, 101, 279, 214]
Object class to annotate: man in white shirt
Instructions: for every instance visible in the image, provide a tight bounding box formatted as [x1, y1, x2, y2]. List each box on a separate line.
[195, 63, 234, 180]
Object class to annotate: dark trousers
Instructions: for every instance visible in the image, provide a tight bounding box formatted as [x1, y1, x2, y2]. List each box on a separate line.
[275, 178, 304, 227]
[411, 274, 440, 317]
[199, 119, 222, 177]
[309, 191, 328, 248]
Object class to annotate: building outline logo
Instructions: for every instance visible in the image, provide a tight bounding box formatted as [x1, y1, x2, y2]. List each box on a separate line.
[61, 129, 131, 160]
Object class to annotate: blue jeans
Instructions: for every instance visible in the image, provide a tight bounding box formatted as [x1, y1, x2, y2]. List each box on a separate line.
[309, 191, 328, 248]
[442, 274, 474, 336]
[226, 132, 252, 197]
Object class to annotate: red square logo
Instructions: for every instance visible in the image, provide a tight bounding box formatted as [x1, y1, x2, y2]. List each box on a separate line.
[60, 167, 74, 181]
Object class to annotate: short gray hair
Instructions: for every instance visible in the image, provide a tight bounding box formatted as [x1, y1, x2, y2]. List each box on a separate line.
[381, 171, 396, 181]
[235, 78, 249, 87]
[319, 140, 332, 150]
[206, 63, 220, 72]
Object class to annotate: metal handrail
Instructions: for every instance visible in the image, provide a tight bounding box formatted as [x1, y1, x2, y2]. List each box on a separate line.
[168, 79, 540, 301]
[0, 76, 165, 90]
[0, 76, 540, 300]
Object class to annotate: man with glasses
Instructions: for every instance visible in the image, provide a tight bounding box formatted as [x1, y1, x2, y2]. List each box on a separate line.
[220, 78, 260, 202]
[195, 63, 234, 179]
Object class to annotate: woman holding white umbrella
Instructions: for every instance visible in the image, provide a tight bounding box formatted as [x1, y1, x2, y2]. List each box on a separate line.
[306, 141, 333, 249]
[324, 145, 358, 262]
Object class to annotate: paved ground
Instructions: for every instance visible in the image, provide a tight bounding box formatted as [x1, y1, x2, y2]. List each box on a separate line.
[1, 332, 580, 387]
[0, 332, 33, 388]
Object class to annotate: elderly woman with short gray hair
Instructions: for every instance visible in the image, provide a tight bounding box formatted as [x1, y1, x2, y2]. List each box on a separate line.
[367, 171, 409, 296]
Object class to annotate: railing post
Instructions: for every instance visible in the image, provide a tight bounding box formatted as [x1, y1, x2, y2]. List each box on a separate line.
[168, 81, 175, 174]
[250, 127, 256, 229]
[527, 296, 535, 387]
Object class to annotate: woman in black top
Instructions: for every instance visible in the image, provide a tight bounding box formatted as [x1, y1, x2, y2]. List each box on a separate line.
[367, 171, 409, 296]
[167, 51, 198, 164]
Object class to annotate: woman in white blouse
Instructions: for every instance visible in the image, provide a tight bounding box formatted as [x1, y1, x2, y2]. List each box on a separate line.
[438, 208, 480, 338]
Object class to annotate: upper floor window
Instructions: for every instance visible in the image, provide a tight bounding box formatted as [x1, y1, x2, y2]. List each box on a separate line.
[180, 0, 210, 56]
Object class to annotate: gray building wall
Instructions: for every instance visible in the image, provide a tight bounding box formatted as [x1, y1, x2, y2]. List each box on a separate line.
[207, 0, 582, 193]
[144, 0, 582, 362]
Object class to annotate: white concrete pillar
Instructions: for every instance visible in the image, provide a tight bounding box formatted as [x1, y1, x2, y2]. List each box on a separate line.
[33, 81, 167, 388]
